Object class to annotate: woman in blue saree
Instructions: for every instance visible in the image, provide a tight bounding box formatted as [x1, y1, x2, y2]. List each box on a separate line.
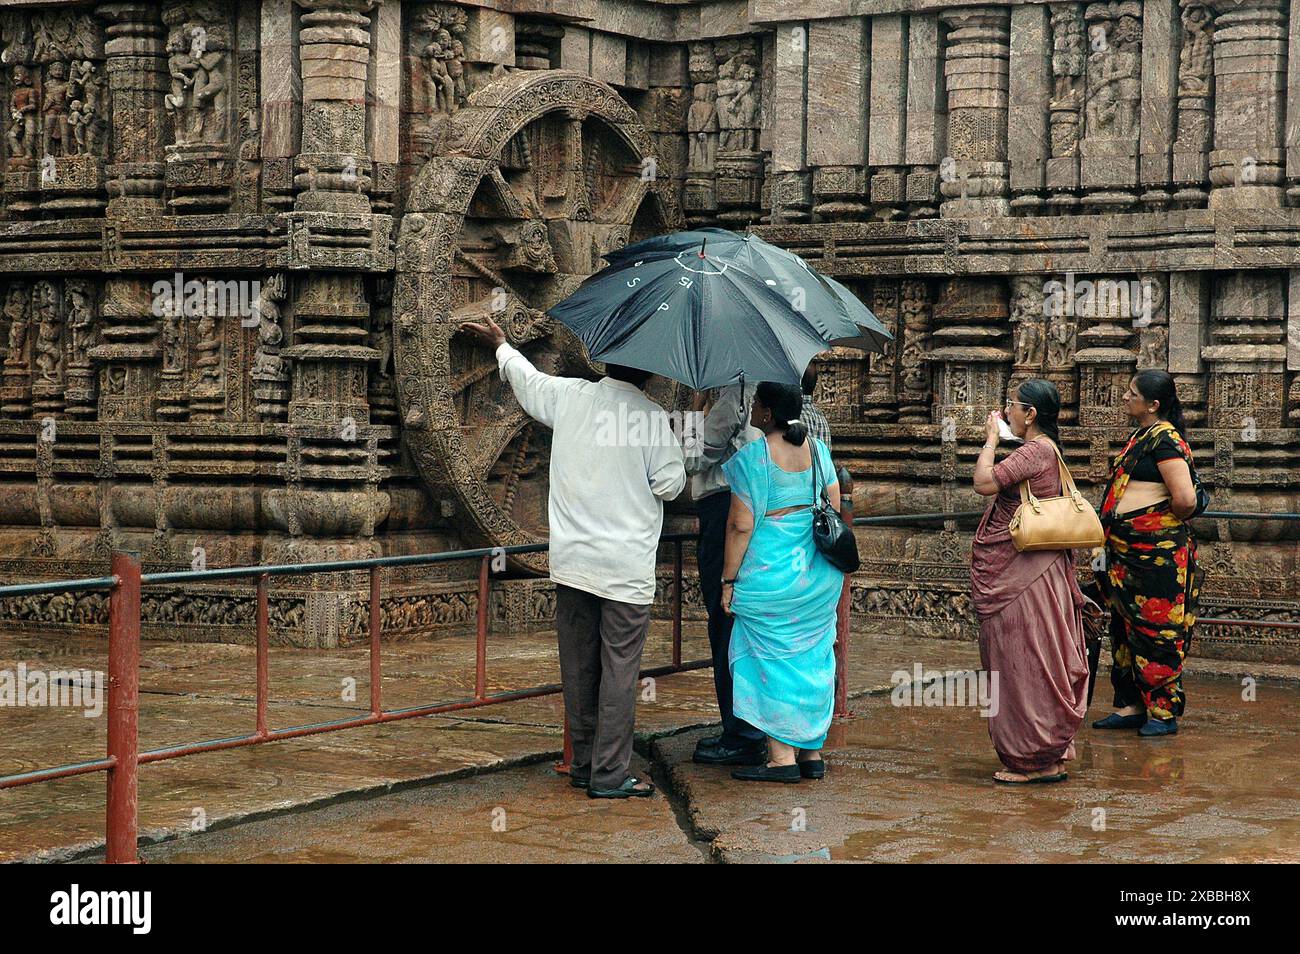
[719, 381, 845, 783]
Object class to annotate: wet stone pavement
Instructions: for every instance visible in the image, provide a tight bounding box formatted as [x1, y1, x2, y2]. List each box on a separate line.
[4, 622, 1300, 863]
[656, 675, 1300, 863]
[2, 625, 969, 862]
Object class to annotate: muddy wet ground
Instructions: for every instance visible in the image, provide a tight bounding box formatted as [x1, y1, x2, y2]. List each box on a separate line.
[130, 670, 1300, 864]
[4, 622, 1298, 863]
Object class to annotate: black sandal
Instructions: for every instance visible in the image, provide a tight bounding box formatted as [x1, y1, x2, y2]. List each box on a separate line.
[587, 776, 655, 799]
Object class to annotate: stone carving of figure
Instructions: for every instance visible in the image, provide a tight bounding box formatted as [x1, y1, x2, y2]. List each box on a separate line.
[715, 55, 758, 153]
[164, 18, 227, 145]
[251, 273, 286, 381]
[7, 64, 38, 168]
[1137, 325, 1168, 369]
[1047, 310, 1077, 367]
[161, 309, 184, 372]
[1086, 14, 1142, 140]
[64, 280, 94, 365]
[416, 8, 467, 117]
[31, 281, 62, 382]
[1016, 320, 1045, 367]
[686, 80, 718, 174]
[1178, 3, 1213, 97]
[164, 30, 199, 110]
[192, 310, 221, 392]
[41, 61, 72, 158]
[1050, 5, 1085, 109]
[3, 284, 29, 364]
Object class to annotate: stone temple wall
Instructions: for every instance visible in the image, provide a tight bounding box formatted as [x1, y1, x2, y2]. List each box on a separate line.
[0, 0, 1296, 660]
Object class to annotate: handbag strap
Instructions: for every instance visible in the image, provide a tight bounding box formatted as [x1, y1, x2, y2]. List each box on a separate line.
[809, 437, 827, 510]
[1017, 439, 1081, 506]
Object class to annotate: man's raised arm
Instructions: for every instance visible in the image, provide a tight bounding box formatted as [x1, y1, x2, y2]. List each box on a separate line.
[461, 316, 566, 429]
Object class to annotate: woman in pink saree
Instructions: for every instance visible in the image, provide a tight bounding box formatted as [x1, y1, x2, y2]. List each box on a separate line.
[970, 379, 1090, 784]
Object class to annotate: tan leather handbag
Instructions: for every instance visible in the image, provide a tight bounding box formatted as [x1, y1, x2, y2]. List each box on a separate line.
[1007, 440, 1105, 552]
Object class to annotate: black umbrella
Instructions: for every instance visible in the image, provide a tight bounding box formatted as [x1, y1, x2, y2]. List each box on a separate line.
[547, 229, 891, 390]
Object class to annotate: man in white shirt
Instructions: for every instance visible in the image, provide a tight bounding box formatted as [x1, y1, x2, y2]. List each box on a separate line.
[462, 316, 686, 798]
[680, 384, 765, 765]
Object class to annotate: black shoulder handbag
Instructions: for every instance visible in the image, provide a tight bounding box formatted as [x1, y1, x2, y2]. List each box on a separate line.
[809, 439, 859, 573]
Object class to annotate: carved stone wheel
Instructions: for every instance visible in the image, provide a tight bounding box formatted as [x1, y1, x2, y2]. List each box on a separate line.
[394, 71, 684, 572]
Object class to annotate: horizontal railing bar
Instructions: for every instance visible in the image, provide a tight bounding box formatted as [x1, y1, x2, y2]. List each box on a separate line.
[134, 657, 713, 766]
[1199, 617, 1300, 631]
[0, 756, 116, 790]
[0, 575, 117, 599]
[2, 514, 1297, 597]
[139, 532, 701, 586]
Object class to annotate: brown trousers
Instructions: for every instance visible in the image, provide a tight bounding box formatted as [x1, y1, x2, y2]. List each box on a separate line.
[554, 584, 650, 790]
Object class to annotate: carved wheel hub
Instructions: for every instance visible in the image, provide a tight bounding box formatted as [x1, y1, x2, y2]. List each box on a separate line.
[393, 71, 683, 572]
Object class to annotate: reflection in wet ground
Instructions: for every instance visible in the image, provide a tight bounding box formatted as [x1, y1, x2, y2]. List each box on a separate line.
[656, 676, 1300, 863]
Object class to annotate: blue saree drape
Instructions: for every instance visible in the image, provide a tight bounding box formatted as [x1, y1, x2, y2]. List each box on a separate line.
[721, 437, 844, 749]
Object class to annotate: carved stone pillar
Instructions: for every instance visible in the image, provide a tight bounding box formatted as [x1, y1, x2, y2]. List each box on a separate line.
[1072, 275, 1140, 427]
[770, 24, 811, 223]
[927, 278, 1012, 426]
[864, 281, 900, 422]
[714, 37, 763, 226]
[1205, 272, 1287, 427]
[0, 283, 33, 419]
[97, 2, 167, 215]
[29, 280, 66, 420]
[868, 15, 908, 220]
[1171, 1, 1215, 207]
[1009, 276, 1047, 394]
[898, 279, 933, 423]
[1208, 0, 1287, 208]
[63, 279, 99, 419]
[252, 273, 290, 422]
[90, 278, 160, 422]
[683, 41, 717, 226]
[161, 1, 235, 213]
[809, 18, 869, 221]
[905, 14, 946, 218]
[939, 7, 1011, 218]
[1169, 271, 1210, 424]
[1080, 2, 1143, 211]
[1043, 276, 1081, 423]
[1047, 4, 1086, 211]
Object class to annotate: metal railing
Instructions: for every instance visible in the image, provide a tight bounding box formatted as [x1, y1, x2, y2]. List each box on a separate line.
[2, 494, 1297, 863]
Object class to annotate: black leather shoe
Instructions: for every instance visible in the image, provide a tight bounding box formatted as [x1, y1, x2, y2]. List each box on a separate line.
[1092, 712, 1146, 730]
[696, 733, 723, 749]
[693, 742, 766, 765]
[798, 759, 826, 780]
[731, 763, 801, 784]
[568, 769, 590, 789]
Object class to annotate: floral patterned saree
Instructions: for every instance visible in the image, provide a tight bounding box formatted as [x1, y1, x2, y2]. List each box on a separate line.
[1095, 422, 1202, 720]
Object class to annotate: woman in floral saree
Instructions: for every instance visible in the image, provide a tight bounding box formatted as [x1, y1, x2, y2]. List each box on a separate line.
[719, 381, 844, 784]
[1092, 370, 1202, 737]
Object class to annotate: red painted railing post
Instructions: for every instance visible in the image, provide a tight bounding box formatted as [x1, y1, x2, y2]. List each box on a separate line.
[106, 551, 141, 864]
[475, 556, 489, 701]
[555, 711, 573, 775]
[834, 469, 853, 720]
[369, 566, 382, 717]
[256, 573, 269, 737]
[672, 539, 682, 668]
